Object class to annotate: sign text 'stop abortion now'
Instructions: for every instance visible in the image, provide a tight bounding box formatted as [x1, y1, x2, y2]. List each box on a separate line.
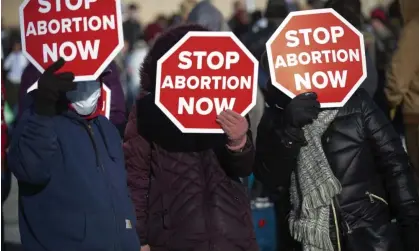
[20, 0, 124, 81]
[266, 8, 367, 107]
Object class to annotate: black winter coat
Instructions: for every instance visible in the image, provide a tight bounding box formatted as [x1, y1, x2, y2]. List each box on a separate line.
[254, 89, 419, 251]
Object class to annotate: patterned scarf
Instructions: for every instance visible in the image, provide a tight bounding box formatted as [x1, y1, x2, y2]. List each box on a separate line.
[289, 110, 342, 251]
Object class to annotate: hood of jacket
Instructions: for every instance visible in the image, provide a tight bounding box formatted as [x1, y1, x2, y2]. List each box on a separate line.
[399, 0, 419, 23]
[187, 1, 230, 31]
[137, 24, 225, 152]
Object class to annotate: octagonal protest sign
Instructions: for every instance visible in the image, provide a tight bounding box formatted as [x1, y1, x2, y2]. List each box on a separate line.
[266, 8, 367, 107]
[156, 31, 258, 133]
[20, 0, 124, 82]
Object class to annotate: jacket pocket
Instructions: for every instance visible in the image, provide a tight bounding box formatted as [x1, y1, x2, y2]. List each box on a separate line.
[365, 191, 388, 205]
[44, 209, 85, 242]
[82, 211, 116, 249]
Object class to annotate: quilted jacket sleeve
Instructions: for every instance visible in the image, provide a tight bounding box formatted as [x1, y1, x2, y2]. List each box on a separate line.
[359, 90, 419, 249]
[215, 131, 254, 178]
[123, 104, 151, 245]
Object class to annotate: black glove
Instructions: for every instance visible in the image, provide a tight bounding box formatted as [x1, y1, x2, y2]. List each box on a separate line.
[280, 92, 321, 146]
[284, 92, 321, 128]
[35, 58, 76, 116]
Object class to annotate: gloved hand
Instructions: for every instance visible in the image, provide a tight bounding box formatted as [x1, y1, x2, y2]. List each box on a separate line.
[280, 92, 321, 147]
[216, 110, 248, 151]
[284, 92, 321, 128]
[35, 58, 76, 116]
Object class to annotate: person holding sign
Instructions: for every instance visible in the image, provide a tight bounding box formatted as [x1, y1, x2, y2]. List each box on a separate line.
[7, 59, 140, 251]
[254, 80, 419, 249]
[123, 24, 258, 251]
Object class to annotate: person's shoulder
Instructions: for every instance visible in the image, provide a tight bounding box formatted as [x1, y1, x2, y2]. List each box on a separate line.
[341, 88, 375, 115]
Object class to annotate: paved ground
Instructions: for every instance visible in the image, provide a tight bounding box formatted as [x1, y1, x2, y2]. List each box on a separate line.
[3, 175, 21, 245]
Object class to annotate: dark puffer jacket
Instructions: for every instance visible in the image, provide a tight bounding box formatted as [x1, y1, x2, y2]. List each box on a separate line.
[123, 24, 258, 251]
[254, 89, 419, 251]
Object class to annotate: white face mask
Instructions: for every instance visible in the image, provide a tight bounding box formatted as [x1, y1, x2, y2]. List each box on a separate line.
[66, 81, 101, 116]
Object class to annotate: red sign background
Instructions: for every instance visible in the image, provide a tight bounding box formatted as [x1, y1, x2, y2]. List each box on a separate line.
[266, 9, 367, 107]
[20, 0, 123, 81]
[156, 32, 258, 133]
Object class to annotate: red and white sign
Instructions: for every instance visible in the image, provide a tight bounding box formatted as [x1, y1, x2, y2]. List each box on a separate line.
[27, 82, 111, 119]
[156, 32, 258, 133]
[19, 0, 124, 82]
[266, 8, 367, 107]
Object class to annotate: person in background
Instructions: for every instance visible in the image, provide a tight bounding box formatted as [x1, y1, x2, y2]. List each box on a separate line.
[123, 3, 143, 52]
[179, 0, 198, 22]
[385, 0, 419, 188]
[18, 61, 127, 136]
[250, 10, 263, 27]
[368, 8, 399, 121]
[228, 0, 250, 39]
[126, 23, 163, 110]
[3, 39, 28, 114]
[168, 14, 183, 27]
[8, 58, 140, 250]
[155, 14, 169, 30]
[124, 24, 258, 251]
[388, 0, 403, 31]
[242, 0, 290, 62]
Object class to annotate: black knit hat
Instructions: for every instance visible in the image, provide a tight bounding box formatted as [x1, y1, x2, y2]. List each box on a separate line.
[140, 24, 209, 93]
[264, 0, 289, 19]
[324, 0, 362, 28]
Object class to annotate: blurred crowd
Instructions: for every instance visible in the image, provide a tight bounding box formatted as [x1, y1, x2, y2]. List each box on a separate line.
[1, 0, 418, 250]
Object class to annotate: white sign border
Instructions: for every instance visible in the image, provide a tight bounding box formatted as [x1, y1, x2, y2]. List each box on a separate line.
[19, 0, 125, 82]
[265, 8, 367, 108]
[155, 31, 259, 134]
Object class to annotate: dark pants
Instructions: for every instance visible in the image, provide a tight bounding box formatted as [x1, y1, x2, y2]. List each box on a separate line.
[405, 124, 419, 189]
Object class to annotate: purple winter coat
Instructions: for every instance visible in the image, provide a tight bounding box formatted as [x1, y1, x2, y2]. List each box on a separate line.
[18, 62, 126, 131]
[123, 94, 258, 251]
[123, 33, 258, 248]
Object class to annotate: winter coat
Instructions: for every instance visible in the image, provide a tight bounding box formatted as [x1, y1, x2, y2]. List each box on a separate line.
[123, 24, 258, 251]
[123, 92, 258, 251]
[7, 93, 140, 251]
[385, 0, 419, 124]
[18, 62, 126, 133]
[254, 89, 419, 251]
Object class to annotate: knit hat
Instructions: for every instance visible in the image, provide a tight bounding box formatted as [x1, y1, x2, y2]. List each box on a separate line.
[187, 1, 230, 31]
[264, 0, 289, 19]
[139, 24, 209, 94]
[324, 0, 362, 28]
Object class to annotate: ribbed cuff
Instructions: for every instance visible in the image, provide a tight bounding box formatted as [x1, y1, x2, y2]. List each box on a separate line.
[226, 136, 247, 152]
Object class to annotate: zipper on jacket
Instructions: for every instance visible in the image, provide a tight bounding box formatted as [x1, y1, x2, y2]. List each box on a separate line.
[85, 122, 119, 249]
[365, 191, 388, 205]
[331, 201, 342, 251]
[86, 124, 104, 172]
